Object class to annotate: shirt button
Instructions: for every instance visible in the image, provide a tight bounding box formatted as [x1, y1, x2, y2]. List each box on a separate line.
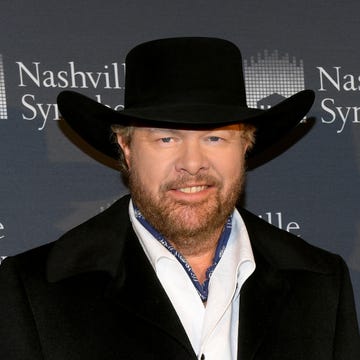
[200, 354, 205, 360]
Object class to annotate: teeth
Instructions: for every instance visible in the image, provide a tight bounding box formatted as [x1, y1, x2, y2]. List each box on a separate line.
[179, 186, 207, 193]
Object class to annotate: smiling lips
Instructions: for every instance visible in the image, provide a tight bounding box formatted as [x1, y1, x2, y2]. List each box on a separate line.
[178, 185, 209, 193]
[164, 175, 220, 195]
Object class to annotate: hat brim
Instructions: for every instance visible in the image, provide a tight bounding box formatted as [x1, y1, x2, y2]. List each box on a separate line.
[57, 89, 315, 161]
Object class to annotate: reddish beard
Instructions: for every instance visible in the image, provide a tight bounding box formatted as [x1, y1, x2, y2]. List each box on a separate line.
[129, 163, 245, 250]
[129, 170, 245, 253]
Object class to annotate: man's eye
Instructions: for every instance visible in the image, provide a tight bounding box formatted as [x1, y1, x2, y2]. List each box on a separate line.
[160, 137, 173, 143]
[208, 136, 222, 142]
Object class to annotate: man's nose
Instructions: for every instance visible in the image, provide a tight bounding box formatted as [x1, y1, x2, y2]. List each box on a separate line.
[175, 141, 209, 175]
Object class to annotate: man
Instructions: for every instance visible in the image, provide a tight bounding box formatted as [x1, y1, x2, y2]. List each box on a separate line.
[0, 38, 359, 359]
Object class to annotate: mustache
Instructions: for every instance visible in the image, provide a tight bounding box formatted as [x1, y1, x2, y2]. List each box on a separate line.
[160, 174, 222, 191]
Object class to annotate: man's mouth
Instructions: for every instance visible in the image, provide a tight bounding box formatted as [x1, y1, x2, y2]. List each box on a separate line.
[177, 185, 209, 193]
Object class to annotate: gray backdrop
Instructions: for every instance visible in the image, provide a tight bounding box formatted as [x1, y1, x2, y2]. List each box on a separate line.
[1, 0, 359, 324]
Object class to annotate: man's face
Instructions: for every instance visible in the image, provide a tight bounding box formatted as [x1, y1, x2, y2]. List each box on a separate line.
[117, 124, 250, 252]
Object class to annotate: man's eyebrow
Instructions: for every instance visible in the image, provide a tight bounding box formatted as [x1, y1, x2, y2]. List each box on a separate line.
[147, 128, 178, 134]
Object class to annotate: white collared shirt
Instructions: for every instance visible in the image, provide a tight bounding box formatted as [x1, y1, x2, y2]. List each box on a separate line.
[129, 200, 255, 360]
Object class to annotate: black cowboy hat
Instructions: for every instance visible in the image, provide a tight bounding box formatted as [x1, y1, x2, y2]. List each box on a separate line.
[57, 37, 315, 160]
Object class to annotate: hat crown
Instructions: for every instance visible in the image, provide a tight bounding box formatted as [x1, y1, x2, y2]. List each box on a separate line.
[124, 37, 247, 108]
[57, 37, 315, 163]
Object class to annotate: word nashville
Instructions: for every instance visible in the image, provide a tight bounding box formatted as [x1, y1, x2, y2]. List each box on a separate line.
[317, 66, 360, 133]
[16, 61, 125, 130]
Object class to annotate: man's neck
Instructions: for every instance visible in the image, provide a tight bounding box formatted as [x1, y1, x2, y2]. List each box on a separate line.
[184, 248, 217, 284]
[168, 227, 222, 284]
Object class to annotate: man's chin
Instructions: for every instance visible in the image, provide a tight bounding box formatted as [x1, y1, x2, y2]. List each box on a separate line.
[163, 204, 220, 232]
[165, 198, 216, 218]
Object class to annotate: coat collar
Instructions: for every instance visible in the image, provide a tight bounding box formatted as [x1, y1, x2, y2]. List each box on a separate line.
[238, 207, 335, 274]
[47, 196, 334, 282]
[47, 195, 132, 282]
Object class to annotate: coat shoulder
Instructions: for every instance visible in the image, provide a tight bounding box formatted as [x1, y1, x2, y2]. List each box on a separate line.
[1, 195, 132, 283]
[238, 207, 344, 274]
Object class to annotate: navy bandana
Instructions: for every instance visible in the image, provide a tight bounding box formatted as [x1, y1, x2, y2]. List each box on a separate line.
[134, 205, 232, 302]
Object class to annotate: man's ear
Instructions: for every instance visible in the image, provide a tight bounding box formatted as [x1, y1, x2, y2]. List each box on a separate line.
[116, 133, 131, 167]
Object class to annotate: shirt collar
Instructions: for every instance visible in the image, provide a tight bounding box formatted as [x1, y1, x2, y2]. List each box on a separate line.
[129, 199, 255, 296]
[129, 199, 173, 267]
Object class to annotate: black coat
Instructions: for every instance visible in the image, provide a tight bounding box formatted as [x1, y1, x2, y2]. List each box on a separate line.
[0, 195, 359, 359]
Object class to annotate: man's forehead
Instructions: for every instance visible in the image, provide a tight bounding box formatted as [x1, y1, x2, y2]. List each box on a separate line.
[132, 123, 245, 133]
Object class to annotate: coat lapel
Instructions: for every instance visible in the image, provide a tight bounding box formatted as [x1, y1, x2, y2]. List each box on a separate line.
[237, 207, 332, 360]
[106, 227, 196, 357]
[47, 195, 195, 358]
[237, 255, 291, 360]
[237, 207, 292, 360]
